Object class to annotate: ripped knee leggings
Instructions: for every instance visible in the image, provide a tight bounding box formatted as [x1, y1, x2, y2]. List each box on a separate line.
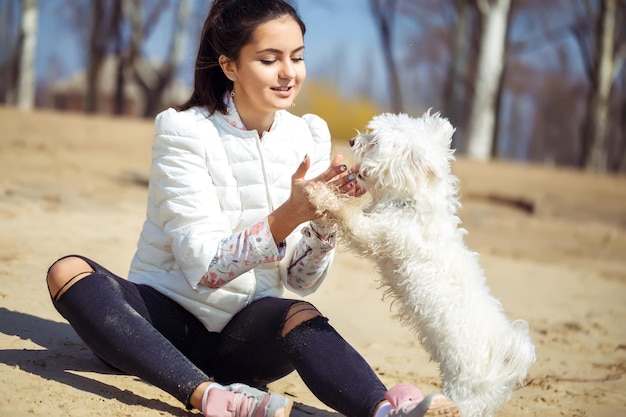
[48, 255, 387, 417]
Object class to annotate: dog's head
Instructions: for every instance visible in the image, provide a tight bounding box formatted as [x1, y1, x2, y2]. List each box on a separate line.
[350, 111, 456, 198]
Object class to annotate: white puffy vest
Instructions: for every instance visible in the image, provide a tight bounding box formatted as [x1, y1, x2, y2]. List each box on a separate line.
[129, 106, 331, 332]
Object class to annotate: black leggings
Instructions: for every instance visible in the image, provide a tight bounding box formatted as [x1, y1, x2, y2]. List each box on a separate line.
[48, 255, 387, 417]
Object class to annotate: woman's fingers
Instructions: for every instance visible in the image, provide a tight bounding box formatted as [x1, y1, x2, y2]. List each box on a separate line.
[326, 172, 360, 198]
[316, 163, 349, 183]
[309, 154, 365, 198]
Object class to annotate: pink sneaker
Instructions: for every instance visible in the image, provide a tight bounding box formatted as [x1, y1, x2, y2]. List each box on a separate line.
[385, 384, 460, 417]
[204, 383, 292, 417]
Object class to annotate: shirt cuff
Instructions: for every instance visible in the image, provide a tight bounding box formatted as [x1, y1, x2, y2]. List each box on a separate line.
[301, 222, 336, 252]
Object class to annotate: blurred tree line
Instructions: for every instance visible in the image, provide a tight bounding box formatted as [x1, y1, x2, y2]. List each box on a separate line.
[1, 0, 625, 172]
[367, 0, 625, 172]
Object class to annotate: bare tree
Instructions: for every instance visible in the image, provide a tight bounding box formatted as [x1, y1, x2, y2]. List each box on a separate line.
[585, 0, 619, 171]
[442, 0, 479, 151]
[466, 0, 511, 161]
[1, 0, 38, 109]
[1, 1, 19, 104]
[617, 45, 626, 172]
[17, 0, 38, 110]
[85, 0, 123, 113]
[126, 0, 190, 118]
[85, 0, 105, 113]
[571, 0, 626, 172]
[369, 0, 403, 112]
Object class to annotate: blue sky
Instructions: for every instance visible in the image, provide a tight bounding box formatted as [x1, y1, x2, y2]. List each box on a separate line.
[32, 0, 386, 97]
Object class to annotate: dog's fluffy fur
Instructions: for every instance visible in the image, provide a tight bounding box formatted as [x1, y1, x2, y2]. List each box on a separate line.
[307, 112, 536, 417]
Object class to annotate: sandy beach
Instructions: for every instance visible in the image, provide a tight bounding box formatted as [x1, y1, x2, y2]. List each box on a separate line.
[0, 106, 624, 416]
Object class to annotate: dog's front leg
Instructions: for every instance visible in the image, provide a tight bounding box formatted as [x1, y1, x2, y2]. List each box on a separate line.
[307, 183, 378, 255]
[306, 182, 345, 219]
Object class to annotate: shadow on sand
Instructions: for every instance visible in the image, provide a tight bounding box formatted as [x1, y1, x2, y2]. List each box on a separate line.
[0, 307, 342, 417]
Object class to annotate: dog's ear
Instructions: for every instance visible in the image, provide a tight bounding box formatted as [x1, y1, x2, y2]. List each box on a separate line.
[406, 149, 439, 181]
[408, 111, 456, 180]
[423, 110, 456, 152]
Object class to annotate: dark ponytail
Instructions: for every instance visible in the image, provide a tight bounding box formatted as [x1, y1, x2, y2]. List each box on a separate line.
[176, 0, 306, 114]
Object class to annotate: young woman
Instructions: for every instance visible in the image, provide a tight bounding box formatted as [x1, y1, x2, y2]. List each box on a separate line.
[46, 1, 459, 417]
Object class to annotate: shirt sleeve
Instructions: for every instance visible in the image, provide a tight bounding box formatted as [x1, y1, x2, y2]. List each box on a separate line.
[284, 222, 336, 293]
[198, 218, 336, 293]
[198, 218, 285, 288]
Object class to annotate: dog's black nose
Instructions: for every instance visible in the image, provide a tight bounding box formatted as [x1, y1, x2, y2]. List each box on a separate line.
[349, 138, 355, 147]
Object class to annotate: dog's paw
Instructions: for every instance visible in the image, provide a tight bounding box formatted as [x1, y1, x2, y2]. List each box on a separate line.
[306, 183, 342, 216]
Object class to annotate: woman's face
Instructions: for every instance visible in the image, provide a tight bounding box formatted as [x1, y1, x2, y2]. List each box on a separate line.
[225, 16, 306, 117]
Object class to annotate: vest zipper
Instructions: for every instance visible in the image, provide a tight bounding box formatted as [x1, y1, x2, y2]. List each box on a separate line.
[256, 133, 275, 212]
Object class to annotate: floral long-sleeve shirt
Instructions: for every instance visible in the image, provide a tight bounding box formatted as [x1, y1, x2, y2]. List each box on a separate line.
[199, 219, 335, 292]
[197, 92, 335, 293]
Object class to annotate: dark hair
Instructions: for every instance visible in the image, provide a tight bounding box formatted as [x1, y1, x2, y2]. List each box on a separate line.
[176, 0, 306, 114]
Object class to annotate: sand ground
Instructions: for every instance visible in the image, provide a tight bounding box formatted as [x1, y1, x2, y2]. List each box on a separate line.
[0, 107, 625, 416]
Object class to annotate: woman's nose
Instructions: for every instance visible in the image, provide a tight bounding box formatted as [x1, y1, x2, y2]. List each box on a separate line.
[280, 60, 295, 79]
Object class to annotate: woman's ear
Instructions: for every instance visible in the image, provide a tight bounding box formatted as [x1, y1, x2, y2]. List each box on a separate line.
[219, 55, 237, 81]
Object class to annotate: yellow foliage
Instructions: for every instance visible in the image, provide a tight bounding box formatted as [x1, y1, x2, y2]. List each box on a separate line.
[293, 80, 382, 142]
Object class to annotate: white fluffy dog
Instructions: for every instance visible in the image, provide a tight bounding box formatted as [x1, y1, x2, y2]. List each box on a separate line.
[307, 112, 536, 417]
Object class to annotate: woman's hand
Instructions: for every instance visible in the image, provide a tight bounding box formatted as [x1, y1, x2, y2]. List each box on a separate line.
[268, 154, 361, 244]
[321, 155, 364, 198]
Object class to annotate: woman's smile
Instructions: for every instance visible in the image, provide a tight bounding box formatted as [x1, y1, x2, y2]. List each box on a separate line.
[271, 85, 294, 97]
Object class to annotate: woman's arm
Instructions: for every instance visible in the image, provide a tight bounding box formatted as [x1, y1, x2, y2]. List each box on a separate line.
[152, 110, 358, 292]
[272, 153, 361, 295]
[152, 110, 284, 290]
[268, 154, 350, 243]
[199, 154, 353, 291]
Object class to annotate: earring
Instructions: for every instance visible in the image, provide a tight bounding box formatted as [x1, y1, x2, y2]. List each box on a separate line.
[231, 91, 235, 98]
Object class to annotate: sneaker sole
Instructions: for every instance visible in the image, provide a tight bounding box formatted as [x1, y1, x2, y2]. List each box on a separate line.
[266, 394, 292, 417]
[412, 394, 460, 417]
[228, 384, 293, 417]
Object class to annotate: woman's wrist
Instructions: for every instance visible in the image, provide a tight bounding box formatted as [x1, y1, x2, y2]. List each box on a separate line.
[267, 201, 307, 244]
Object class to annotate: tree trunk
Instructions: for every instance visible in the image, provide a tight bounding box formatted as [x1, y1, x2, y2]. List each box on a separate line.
[1, 0, 20, 105]
[466, 0, 511, 161]
[616, 50, 626, 173]
[369, 0, 402, 113]
[128, 0, 190, 118]
[110, 0, 125, 116]
[17, 0, 38, 111]
[584, 0, 617, 172]
[444, 0, 473, 151]
[86, 0, 106, 113]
